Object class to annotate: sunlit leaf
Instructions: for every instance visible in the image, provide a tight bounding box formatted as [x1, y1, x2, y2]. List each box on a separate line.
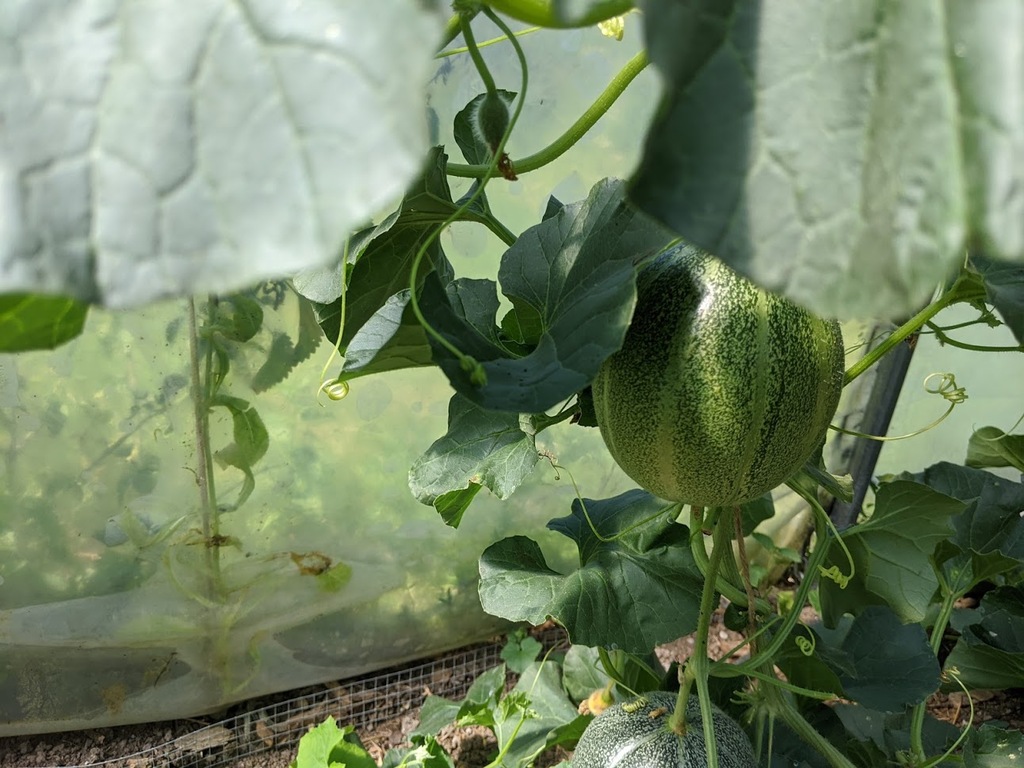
[0, 293, 88, 351]
[634, 1, 1024, 320]
[0, 1, 445, 307]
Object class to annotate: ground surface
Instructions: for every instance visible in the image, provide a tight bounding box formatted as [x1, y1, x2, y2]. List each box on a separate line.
[2, 607, 1021, 768]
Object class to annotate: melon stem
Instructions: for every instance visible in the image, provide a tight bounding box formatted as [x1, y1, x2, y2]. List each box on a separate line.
[671, 508, 733, 766]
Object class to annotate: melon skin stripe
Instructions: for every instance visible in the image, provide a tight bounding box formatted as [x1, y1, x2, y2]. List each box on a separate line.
[571, 691, 757, 768]
[592, 244, 844, 508]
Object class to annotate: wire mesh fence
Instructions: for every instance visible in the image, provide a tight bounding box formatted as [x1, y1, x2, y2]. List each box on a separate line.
[5, 628, 568, 768]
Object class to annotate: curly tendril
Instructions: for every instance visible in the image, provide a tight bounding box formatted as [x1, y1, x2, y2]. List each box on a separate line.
[813, 503, 855, 590]
[829, 371, 967, 442]
[794, 630, 816, 657]
[924, 371, 967, 404]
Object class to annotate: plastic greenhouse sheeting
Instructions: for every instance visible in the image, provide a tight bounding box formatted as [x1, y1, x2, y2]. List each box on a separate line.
[0, 289, 639, 735]
[0, 21, 661, 736]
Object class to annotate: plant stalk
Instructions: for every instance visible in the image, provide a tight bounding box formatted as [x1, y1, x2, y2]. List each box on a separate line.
[672, 509, 733, 767]
[843, 275, 987, 386]
[447, 49, 648, 178]
[187, 298, 221, 589]
[460, 15, 498, 95]
[908, 579, 959, 762]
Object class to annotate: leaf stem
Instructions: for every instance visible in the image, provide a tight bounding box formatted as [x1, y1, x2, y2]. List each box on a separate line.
[447, 49, 648, 178]
[924, 322, 1023, 352]
[187, 300, 217, 553]
[689, 508, 773, 615]
[763, 683, 856, 768]
[480, 210, 518, 246]
[672, 509, 731, 768]
[843, 275, 986, 386]
[908, 575, 959, 762]
[407, 9, 529, 380]
[460, 15, 498, 95]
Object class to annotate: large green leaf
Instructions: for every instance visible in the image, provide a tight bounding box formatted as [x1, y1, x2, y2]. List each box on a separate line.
[946, 586, 1024, 690]
[299, 148, 472, 382]
[970, 254, 1024, 345]
[950, 475, 1024, 564]
[964, 723, 1024, 768]
[832, 704, 958, 765]
[966, 426, 1024, 474]
[815, 606, 940, 712]
[0, 294, 88, 351]
[408, 394, 541, 527]
[478, 490, 703, 653]
[915, 462, 1024, 590]
[0, 1, 445, 307]
[422, 178, 673, 413]
[210, 394, 269, 511]
[633, 1, 1024, 320]
[819, 480, 965, 625]
[494, 661, 588, 768]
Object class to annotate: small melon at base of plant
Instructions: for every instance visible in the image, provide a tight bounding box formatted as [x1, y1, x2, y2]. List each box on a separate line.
[571, 691, 757, 768]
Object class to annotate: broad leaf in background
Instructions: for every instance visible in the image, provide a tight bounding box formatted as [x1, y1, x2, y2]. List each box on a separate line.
[293, 716, 376, 768]
[966, 426, 1024, 474]
[915, 462, 1024, 589]
[815, 606, 940, 713]
[298, 148, 473, 382]
[0, 1, 445, 307]
[634, 1, 1024, 320]
[478, 490, 704, 653]
[950, 473, 1024, 565]
[494, 661, 589, 768]
[964, 723, 1024, 768]
[0, 294, 88, 351]
[946, 586, 1024, 690]
[500, 629, 543, 674]
[210, 394, 269, 511]
[562, 646, 610, 703]
[819, 480, 964, 625]
[970, 254, 1024, 345]
[772, 625, 844, 700]
[250, 296, 323, 393]
[422, 178, 673, 412]
[832, 705, 958, 766]
[408, 394, 541, 527]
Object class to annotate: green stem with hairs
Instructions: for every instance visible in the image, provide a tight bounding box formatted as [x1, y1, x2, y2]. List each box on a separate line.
[671, 509, 733, 768]
[689, 508, 773, 615]
[447, 49, 648, 178]
[763, 683, 856, 768]
[461, 15, 498, 95]
[843, 275, 986, 386]
[407, 9, 529, 379]
[908, 573, 959, 762]
[924, 322, 1023, 352]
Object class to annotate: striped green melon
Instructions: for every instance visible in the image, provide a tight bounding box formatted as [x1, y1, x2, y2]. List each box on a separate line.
[592, 245, 844, 508]
[571, 692, 757, 768]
